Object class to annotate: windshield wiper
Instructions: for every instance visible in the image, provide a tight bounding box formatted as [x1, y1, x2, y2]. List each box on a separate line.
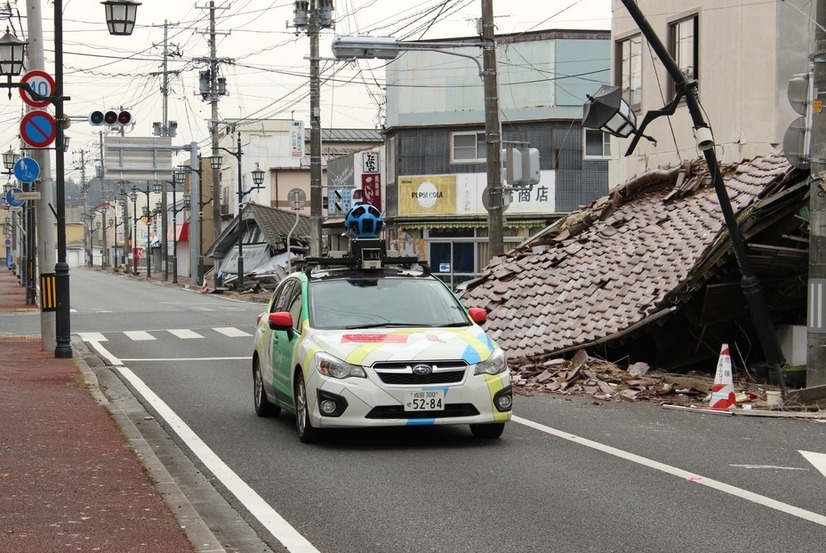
[344, 322, 413, 329]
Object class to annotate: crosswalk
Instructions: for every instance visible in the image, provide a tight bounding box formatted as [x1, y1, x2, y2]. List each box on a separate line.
[78, 327, 252, 343]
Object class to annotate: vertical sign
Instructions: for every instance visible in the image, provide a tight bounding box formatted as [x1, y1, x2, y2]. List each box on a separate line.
[361, 174, 381, 211]
[291, 120, 304, 159]
[361, 150, 381, 210]
[362, 150, 379, 174]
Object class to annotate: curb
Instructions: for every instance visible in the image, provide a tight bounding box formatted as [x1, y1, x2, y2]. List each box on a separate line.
[73, 339, 228, 553]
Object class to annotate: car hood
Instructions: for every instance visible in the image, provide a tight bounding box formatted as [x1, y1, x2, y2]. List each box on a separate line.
[308, 326, 497, 366]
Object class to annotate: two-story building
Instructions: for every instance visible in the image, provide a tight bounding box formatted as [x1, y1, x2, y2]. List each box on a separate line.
[369, 28, 613, 289]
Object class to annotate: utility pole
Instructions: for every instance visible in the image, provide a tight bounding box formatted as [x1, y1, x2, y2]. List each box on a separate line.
[208, 2, 221, 253]
[197, 2, 229, 284]
[77, 150, 89, 265]
[26, 0, 56, 350]
[808, 0, 826, 387]
[481, 0, 503, 258]
[294, 0, 334, 257]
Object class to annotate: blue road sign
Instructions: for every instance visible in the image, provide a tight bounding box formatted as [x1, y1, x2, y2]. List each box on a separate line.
[13, 157, 40, 183]
[20, 111, 57, 149]
[5, 187, 24, 208]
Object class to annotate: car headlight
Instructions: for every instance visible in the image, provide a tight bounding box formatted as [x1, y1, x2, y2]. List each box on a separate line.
[474, 348, 508, 375]
[316, 352, 366, 379]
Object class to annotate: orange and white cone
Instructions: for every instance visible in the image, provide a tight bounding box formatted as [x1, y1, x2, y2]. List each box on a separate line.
[200, 279, 209, 294]
[709, 343, 736, 410]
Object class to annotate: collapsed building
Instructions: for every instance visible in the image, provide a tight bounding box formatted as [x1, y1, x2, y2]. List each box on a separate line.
[460, 150, 809, 374]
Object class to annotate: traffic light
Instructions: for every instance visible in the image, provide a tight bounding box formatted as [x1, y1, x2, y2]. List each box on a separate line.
[88, 109, 133, 127]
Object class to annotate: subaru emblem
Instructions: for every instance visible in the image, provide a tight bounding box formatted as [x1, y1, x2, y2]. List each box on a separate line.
[412, 364, 432, 376]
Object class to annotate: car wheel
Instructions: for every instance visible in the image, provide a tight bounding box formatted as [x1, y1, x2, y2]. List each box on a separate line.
[294, 372, 321, 443]
[253, 357, 280, 418]
[470, 423, 505, 439]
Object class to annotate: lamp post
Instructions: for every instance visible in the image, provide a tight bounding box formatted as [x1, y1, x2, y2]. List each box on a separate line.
[129, 188, 138, 274]
[210, 131, 265, 292]
[0, 1, 141, 357]
[171, 171, 186, 284]
[582, 0, 786, 394]
[130, 181, 162, 279]
[176, 156, 207, 286]
[331, 1, 503, 257]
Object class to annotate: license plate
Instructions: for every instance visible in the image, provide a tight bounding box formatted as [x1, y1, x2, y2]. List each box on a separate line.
[404, 390, 444, 412]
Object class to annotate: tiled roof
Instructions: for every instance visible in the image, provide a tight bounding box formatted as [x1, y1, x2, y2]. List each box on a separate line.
[460, 150, 803, 362]
[247, 203, 312, 245]
[304, 128, 383, 143]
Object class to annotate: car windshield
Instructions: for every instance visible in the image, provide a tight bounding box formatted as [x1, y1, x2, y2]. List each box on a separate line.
[308, 275, 471, 330]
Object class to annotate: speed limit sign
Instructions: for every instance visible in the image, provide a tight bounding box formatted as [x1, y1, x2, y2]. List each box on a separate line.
[19, 70, 55, 108]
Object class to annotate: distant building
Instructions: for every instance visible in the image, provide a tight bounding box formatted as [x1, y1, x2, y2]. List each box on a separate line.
[380, 28, 611, 289]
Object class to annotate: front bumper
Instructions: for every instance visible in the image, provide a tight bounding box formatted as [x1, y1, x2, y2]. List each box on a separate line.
[306, 368, 512, 428]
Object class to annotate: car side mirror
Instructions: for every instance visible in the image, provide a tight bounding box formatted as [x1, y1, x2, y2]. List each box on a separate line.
[268, 311, 295, 340]
[468, 307, 487, 324]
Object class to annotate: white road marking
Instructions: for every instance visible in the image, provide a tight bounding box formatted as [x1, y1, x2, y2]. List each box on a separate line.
[119, 356, 249, 362]
[168, 328, 204, 339]
[730, 464, 809, 471]
[214, 327, 252, 337]
[800, 450, 826, 479]
[78, 332, 107, 342]
[124, 330, 155, 341]
[513, 416, 826, 527]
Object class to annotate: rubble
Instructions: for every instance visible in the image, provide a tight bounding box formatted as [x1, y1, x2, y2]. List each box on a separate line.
[510, 349, 781, 409]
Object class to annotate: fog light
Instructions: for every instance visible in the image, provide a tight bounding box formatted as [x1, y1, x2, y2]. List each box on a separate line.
[494, 386, 513, 412]
[316, 389, 348, 417]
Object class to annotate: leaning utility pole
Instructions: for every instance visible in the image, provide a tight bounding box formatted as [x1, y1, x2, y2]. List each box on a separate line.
[26, 0, 56, 350]
[808, 0, 826, 387]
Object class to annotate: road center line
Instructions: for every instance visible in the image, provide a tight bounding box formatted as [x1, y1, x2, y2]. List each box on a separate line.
[512, 415, 826, 527]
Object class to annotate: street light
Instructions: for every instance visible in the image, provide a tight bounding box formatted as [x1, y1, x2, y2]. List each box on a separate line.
[0, 30, 26, 93]
[331, 6, 503, 256]
[582, 0, 786, 393]
[211, 131, 265, 292]
[169, 171, 189, 284]
[130, 181, 162, 279]
[101, 0, 141, 36]
[2, 147, 18, 173]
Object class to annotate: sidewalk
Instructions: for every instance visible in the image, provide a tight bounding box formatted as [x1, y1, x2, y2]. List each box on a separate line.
[0, 266, 201, 552]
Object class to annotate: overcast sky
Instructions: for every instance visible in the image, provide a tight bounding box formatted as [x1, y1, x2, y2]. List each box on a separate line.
[0, 0, 612, 181]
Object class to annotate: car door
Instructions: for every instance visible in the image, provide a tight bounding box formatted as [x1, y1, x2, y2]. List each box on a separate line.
[271, 278, 302, 407]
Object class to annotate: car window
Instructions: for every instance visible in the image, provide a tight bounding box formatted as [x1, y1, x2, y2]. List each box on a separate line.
[286, 286, 303, 334]
[271, 279, 297, 314]
[308, 275, 470, 329]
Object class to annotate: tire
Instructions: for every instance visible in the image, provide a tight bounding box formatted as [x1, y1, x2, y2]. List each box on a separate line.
[253, 357, 280, 418]
[294, 372, 321, 443]
[470, 422, 505, 439]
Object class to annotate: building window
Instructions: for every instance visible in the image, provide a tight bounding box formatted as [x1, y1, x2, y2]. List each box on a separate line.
[583, 129, 611, 159]
[669, 14, 698, 96]
[451, 131, 486, 163]
[617, 34, 641, 109]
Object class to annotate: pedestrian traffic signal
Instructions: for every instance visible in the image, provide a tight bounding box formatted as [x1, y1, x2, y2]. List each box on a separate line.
[88, 109, 133, 127]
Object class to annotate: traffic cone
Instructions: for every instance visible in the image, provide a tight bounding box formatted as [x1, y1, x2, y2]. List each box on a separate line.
[200, 279, 209, 294]
[709, 343, 736, 410]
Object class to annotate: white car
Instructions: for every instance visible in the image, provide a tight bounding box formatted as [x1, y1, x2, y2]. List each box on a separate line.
[252, 257, 512, 443]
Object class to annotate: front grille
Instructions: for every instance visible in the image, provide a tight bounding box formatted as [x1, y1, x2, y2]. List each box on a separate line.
[372, 360, 468, 385]
[366, 404, 479, 419]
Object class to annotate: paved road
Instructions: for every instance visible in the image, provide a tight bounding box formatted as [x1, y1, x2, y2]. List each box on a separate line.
[67, 269, 826, 552]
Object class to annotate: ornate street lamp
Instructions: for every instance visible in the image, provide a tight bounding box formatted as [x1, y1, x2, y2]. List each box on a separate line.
[582, 85, 639, 140]
[0, 30, 27, 84]
[2, 147, 18, 173]
[101, 0, 141, 36]
[251, 163, 265, 186]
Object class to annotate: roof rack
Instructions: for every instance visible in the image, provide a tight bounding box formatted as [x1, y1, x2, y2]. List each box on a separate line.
[304, 238, 430, 276]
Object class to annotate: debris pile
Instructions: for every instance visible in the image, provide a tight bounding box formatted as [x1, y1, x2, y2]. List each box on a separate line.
[511, 349, 712, 403]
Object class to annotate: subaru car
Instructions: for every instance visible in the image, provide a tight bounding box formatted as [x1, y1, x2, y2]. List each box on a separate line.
[251, 252, 512, 443]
